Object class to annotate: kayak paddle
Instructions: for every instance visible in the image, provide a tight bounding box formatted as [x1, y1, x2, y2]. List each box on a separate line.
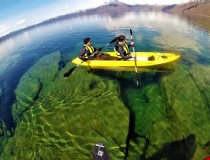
[130, 28, 140, 87]
[63, 37, 118, 77]
[63, 60, 85, 77]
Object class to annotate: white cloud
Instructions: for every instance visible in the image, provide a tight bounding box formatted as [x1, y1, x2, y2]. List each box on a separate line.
[0, 25, 10, 37]
[0, 19, 27, 37]
[65, 5, 69, 9]
[0, 25, 9, 33]
[15, 19, 26, 25]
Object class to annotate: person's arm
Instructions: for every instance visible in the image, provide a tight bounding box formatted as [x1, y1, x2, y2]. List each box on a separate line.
[93, 46, 97, 52]
[79, 47, 88, 60]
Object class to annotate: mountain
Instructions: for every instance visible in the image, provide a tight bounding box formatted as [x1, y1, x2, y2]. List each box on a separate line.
[85, 0, 133, 14]
[103, 0, 127, 5]
[85, 0, 164, 14]
[163, 1, 210, 16]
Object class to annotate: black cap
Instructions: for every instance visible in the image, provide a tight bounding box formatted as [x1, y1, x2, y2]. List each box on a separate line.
[83, 37, 90, 44]
[118, 35, 126, 42]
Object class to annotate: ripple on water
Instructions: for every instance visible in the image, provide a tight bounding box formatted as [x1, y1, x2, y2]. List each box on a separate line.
[1, 52, 129, 159]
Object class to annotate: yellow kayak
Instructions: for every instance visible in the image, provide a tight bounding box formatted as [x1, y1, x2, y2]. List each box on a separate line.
[72, 52, 180, 72]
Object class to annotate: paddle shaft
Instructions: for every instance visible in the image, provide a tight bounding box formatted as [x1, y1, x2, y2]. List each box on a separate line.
[131, 37, 138, 73]
[91, 37, 118, 57]
[130, 28, 140, 87]
[99, 37, 118, 51]
[130, 29, 138, 73]
[63, 50, 99, 77]
[102, 42, 110, 48]
[74, 60, 86, 69]
[63, 37, 118, 77]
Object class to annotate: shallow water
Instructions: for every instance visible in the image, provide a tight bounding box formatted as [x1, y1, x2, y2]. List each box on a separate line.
[0, 11, 210, 159]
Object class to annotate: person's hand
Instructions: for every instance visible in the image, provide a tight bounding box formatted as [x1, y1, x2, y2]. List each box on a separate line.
[130, 42, 135, 47]
[126, 55, 132, 59]
[97, 47, 102, 52]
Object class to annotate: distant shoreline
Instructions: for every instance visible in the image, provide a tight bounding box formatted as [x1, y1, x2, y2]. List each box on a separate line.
[1, 2, 209, 43]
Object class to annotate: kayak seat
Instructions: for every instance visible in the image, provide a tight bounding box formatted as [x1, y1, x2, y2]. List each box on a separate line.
[148, 55, 155, 61]
[161, 55, 168, 59]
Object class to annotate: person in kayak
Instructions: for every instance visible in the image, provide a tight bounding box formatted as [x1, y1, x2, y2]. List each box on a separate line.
[79, 37, 101, 61]
[114, 35, 135, 60]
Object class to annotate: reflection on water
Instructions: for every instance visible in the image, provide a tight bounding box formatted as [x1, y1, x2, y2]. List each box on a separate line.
[154, 31, 202, 52]
[0, 10, 210, 159]
[104, 11, 204, 53]
[0, 39, 15, 61]
[183, 13, 210, 33]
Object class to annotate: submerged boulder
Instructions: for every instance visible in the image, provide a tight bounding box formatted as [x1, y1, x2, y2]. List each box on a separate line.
[123, 64, 210, 159]
[2, 52, 129, 159]
[12, 52, 61, 121]
[159, 64, 210, 159]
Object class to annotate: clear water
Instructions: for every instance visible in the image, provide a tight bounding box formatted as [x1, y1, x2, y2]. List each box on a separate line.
[0, 11, 210, 159]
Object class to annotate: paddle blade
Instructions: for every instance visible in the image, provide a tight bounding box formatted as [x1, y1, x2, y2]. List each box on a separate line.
[63, 67, 76, 77]
[109, 37, 118, 44]
[130, 28, 133, 36]
[134, 74, 141, 88]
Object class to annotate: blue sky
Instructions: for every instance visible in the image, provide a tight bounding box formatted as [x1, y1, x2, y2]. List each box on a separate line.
[0, 0, 189, 37]
[0, 0, 53, 20]
[0, 0, 85, 37]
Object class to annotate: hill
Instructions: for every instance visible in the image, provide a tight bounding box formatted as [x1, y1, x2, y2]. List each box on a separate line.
[166, 2, 210, 17]
[84, 0, 163, 14]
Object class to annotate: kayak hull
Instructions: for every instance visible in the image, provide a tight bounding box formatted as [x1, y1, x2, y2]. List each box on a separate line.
[72, 52, 180, 72]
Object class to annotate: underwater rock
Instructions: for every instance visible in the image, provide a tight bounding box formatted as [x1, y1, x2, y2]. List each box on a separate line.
[122, 64, 210, 159]
[4, 51, 210, 159]
[0, 120, 7, 155]
[12, 52, 61, 121]
[122, 81, 171, 159]
[1, 52, 129, 159]
[0, 121, 3, 137]
[189, 64, 210, 111]
[159, 64, 210, 159]
[0, 120, 8, 138]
